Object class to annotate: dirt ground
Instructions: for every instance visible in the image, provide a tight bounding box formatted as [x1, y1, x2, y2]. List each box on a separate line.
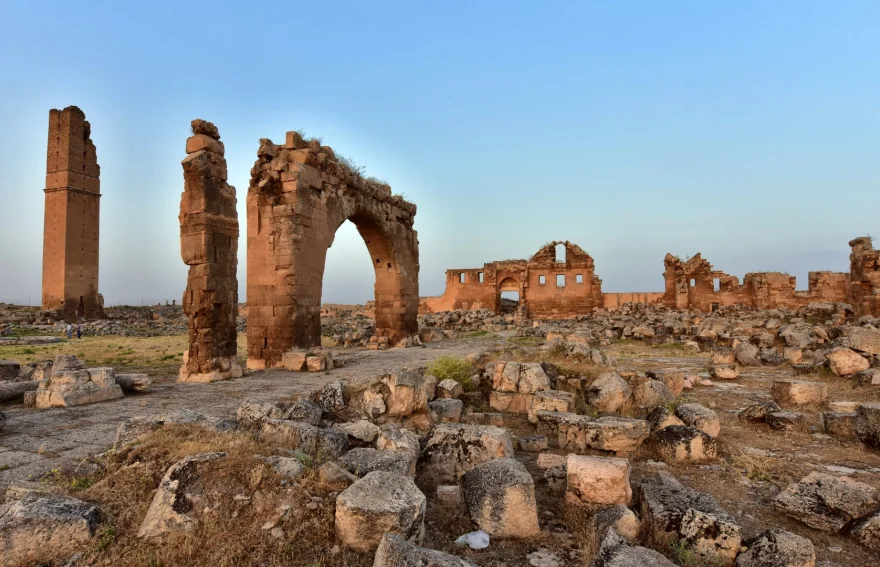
[2, 333, 880, 566]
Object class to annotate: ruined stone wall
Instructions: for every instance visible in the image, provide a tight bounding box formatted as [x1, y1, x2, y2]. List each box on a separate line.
[179, 120, 241, 382]
[603, 292, 664, 310]
[247, 132, 419, 368]
[42, 106, 104, 320]
[523, 242, 602, 319]
[849, 236, 880, 317]
[420, 242, 602, 318]
[663, 253, 848, 312]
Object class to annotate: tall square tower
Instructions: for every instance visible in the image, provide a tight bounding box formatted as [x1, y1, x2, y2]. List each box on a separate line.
[41, 106, 104, 320]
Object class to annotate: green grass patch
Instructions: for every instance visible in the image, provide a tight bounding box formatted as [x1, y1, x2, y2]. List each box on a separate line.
[426, 355, 476, 391]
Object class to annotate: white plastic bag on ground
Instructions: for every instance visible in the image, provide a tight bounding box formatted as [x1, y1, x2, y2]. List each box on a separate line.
[455, 530, 489, 549]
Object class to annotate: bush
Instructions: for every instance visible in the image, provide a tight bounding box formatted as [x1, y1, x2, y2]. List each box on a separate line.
[426, 355, 476, 392]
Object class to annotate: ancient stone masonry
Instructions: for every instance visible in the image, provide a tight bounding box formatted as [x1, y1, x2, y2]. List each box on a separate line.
[247, 132, 420, 368]
[421, 241, 603, 319]
[42, 106, 105, 320]
[849, 236, 880, 317]
[179, 119, 242, 382]
[663, 253, 848, 312]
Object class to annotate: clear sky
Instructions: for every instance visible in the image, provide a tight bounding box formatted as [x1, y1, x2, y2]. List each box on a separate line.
[0, 1, 877, 306]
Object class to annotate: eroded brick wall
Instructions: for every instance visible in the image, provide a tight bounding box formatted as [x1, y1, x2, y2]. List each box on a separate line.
[663, 253, 848, 312]
[179, 119, 241, 382]
[849, 236, 880, 317]
[247, 132, 419, 368]
[42, 106, 104, 320]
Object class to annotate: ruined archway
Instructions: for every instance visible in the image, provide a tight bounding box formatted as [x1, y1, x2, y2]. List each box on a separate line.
[246, 132, 419, 369]
[497, 277, 521, 314]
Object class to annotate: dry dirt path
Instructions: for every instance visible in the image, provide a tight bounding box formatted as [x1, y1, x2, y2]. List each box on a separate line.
[0, 334, 507, 490]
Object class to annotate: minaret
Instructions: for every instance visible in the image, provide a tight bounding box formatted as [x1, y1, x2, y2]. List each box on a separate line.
[41, 106, 104, 320]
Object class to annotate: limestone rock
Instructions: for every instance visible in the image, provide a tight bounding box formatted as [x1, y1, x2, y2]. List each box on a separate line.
[844, 327, 880, 356]
[851, 508, 880, 551]
[237, 398, 285, 427]
[436, 378, 464, 399]
[338, 448, 413, 477]
[632, 379, 675, 408]
[519, 435, 548, 452]
[586, 372, 632, 413]
[318, 461, 358, 489]
[376, 424, 421, 476]
[712, 348, 736, 364]
[544, 413, 650, 453]
[822, 411, 856, 439]
[735, 529, 816, 567]
[710, 364, 740, 380]
[334, 419, 380, 444]
[826, 347, 870, 376]
[318, 380, 345, 411]
[647, 406, 685, 432]
[594, 504, 641, 542]
[382, 368, 437, 416]
[566, 455, 632, 506]
[35, 359, 123, 408]
[461, 458, 540, 538]
[260, 419, 347, 460]
[638, 473, 742, 567]
[0, 359, 20, 381]
[115, 373, 151, 392]
[373, 533, 477, 567]
[591, 526, 677, 567]
[774, 472, 880, 532]
[420, 423, 514, 483]
[771, 380, 828, 408]
[281, 398, 323, 425]
[854, 403, 880, 450]
[767, 411, 806, 432]
[335, 471, 426, 552]
[528, 390, 575, 424]
[650, 425, 717, 463]
[0, 493, 100, 565]
[647, 369, 685, 397]
[675, 403, 721, 437]
[138, 452, 226, 538]
[739, 401, 783, 423]
[735, 342, 762, 366]
[429, 398, 463, 423]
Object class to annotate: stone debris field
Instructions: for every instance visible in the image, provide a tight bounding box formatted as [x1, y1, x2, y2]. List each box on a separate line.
[0, 110, 879, 566]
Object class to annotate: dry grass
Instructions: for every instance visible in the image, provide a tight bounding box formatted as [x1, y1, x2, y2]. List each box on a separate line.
[0, 333, 251, 375]
[40, 424, 373, 567]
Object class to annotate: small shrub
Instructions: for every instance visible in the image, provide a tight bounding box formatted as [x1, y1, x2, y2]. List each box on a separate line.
[426, 355, 476, 391]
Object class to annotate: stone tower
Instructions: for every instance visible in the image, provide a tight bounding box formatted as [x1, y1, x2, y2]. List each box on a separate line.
[41, 106, 104, 320]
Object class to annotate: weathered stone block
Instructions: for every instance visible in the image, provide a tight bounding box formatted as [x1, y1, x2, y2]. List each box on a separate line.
[565, 455, 632, 506]
[461, 458, 539, 538]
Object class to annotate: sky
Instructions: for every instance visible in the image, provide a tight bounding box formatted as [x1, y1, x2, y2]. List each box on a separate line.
[0, 1, 878, 306]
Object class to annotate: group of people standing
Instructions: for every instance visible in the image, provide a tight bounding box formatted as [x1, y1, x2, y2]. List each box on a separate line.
[65, 323, 83, 340]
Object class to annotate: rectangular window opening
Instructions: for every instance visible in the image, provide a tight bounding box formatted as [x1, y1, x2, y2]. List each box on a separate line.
[459, 272, 466, 284]
[713, 278, 720, 292]
[575, 274, 583, 284]
[689, 278, 696, 287]
[556, 274, 565, 287]
[478, 272, 484, 283]
[539, 275, 546, 285]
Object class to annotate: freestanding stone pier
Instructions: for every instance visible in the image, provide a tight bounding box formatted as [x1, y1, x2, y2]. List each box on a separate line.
[178, 119, 242, 382]
[246, 132, 420, 369]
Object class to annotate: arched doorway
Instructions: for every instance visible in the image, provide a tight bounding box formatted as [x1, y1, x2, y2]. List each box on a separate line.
[497, 277, 521, 314]
[246, 133, 420, 368]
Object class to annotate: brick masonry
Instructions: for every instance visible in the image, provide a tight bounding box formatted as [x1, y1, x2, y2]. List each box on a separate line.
[246, 132, 420, 369]
[41, 106, 104, 320]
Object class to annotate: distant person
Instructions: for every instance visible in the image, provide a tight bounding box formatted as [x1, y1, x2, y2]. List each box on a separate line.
[76, 324, 82, 339]
[66, 323, 72, 339]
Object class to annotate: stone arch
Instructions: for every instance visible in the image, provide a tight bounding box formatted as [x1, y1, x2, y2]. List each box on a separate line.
[246, 132, 419, 368]
[496, 276, 522, 313]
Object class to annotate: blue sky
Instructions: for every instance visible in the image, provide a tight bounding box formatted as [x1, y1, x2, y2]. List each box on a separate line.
[0, 1, 877, 306]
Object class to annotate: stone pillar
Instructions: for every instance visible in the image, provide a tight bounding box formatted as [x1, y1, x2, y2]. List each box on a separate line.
[849, 236, 880, 317]
[178, 119, 242, 382]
